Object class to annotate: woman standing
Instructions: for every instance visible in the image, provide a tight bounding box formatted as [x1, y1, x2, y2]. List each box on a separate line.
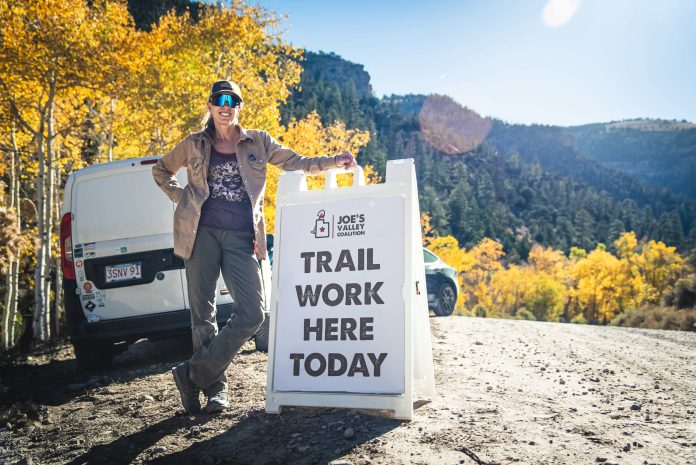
[153, 80, 356, 413]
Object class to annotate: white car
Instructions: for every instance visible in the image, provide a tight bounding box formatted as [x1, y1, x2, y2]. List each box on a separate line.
[60, 156, 271, 370]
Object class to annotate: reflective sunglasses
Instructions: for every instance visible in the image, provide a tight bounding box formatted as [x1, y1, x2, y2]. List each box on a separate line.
[209, 93, 240, 108]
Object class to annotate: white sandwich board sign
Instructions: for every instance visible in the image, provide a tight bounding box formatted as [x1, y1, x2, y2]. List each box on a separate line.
[265, 159, 435, 420]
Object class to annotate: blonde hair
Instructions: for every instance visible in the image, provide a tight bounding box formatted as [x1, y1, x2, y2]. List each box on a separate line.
[201, 111, 214, 134]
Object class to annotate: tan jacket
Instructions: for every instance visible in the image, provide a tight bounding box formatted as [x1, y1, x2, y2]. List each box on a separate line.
[152, 126, 343, 260]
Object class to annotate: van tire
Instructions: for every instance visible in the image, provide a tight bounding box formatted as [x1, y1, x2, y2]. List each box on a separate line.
[73, 341, 114, 371]
[254, 314, 270, 353]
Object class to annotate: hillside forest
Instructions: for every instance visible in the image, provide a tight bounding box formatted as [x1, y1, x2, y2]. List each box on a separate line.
[281, 51, 696, 330]
[0, 0, 695, 353]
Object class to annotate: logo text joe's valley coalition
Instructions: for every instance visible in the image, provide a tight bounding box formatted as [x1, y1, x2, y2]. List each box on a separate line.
[311, 210, 366, 238]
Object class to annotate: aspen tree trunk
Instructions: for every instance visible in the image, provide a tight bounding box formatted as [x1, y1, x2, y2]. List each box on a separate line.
[8, 124, 21, 346]
[52, 162, 62, 338]
[156, 128, 162, 153]
[34, 81, 56, 341]
[2, 149, 16, 349]
[43, 89, 56, 340]
[107, 98, 115, 162]
[3, 252, 13, 348]
[53, 257, 61, 337]
[3, 261, 19, 349]
[33, 127, 47, 341]
[107, 132, 114, 163]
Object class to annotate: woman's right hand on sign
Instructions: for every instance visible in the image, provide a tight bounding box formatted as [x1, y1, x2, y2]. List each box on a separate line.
[336, 151, 357, 170]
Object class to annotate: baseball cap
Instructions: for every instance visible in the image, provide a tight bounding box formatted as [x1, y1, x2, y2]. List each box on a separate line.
[209, 80, 243, 103]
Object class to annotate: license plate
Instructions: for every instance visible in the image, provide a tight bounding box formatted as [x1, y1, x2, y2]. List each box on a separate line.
[105, 262, 142, 283]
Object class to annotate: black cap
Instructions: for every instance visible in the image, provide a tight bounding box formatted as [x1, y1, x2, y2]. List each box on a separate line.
[209, 80, 243, 102]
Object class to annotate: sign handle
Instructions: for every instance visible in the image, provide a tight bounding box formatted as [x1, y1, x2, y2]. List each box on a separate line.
[323, 165, 365, 189]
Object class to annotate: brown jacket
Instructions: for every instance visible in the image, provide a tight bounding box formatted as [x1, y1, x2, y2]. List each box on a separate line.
[152, 126, 343, 260]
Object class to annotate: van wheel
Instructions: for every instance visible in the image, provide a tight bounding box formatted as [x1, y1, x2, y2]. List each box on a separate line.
[434, 283, 456, 316]
[73, 341, 114, 371]
[254, 314, 270, 353]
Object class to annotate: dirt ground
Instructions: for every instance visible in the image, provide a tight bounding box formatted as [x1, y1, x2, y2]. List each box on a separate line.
[1, 317, 695, 465]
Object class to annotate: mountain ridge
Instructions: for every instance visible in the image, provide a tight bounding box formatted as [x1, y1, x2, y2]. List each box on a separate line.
[281, 51, 696, 256]
[565, 121, 696, 197]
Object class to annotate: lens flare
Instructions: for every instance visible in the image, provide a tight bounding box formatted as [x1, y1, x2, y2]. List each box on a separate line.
[418, 95, 491, 155]
[542, 0, 582, 28]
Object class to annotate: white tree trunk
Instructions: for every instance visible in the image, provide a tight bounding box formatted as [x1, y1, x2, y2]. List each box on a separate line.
[3, 259, 19, 350]
[33, 81, 56, 341]
[52, 162, 62, 337]
[44, 105, 55, 340]
[53, 256, 61, 337]
[2, 149, 16, 349]
[3, 258, 14, 349]
[108, 98, 115, 162]
[33, 129, 47, 340]
[8, 124, 21, 346]
[7, 260, 19, 347]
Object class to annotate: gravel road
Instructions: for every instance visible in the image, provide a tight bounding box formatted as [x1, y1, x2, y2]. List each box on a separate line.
[1, 317, 694, 465]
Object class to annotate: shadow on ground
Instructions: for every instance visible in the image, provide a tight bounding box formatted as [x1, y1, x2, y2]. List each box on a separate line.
[0, 335, 195, 407]
[64, 413, 216, 465]
[69, 406, 403, 465]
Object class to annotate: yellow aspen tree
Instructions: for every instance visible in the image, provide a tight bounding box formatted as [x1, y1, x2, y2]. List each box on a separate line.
[264, 111, 373, 232]
[613, 231, 645, 309]
[0, 176, 27, 348]
[490, 264, 530, 317]
[0, 117, 35, 348]
[615, 231, 638, 260]
[428, 236, 466, 270]
[565, 246, 589, 320]
[460, 238, 504, 313]
[0, 0, 134, 340]
[114, 4, 303, 159]
[524, 244, 568, 321]
[637, 240, 684, 304]
[524, 271, 566, 321]
[570, 246, 624, 323]
[528, 244, 566, 276]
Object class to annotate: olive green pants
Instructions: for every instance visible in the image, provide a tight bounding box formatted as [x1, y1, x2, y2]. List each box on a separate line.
[185, 225, 265, 392]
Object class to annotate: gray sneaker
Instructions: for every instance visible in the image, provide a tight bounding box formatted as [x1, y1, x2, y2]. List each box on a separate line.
[205, 390, 230, 413]
[172, 363, 201, 414]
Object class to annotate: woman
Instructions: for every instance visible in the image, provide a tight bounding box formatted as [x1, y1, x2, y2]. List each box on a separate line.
[152, 80, 356, 413]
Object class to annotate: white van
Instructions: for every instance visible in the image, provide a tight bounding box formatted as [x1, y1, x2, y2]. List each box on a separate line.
[60, 156, 271, 370]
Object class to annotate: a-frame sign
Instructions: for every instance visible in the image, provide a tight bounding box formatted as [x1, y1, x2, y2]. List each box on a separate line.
[265, 159, 435, 420]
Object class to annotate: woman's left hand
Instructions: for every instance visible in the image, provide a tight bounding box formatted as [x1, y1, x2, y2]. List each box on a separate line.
[336, 151, 357, 170]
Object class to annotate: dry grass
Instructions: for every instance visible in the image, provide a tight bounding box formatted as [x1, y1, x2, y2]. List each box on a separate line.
[610, 306, 696, 332]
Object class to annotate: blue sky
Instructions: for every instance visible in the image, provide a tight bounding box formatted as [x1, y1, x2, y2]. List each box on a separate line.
[251, 0, 696, 126]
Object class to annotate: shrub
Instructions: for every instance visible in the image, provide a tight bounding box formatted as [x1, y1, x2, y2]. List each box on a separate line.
[474, 305, 488, 318]
[453, 303, 468, 316]
[570, 313, 587, 325]
[515, 309, 536, 321]
[610, 306, 696, 331]
[525, 275, 564, 321]
[671, 277, 696, 309]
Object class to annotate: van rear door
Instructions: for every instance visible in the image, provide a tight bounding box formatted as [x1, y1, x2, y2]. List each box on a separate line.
[71, 162, 186, 321]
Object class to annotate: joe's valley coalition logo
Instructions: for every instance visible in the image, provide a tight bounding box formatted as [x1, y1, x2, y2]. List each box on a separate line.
[311, 209, 367, 238]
